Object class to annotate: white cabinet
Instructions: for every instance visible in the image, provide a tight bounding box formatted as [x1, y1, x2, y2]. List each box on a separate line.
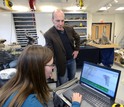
[64, 12, 87, 40]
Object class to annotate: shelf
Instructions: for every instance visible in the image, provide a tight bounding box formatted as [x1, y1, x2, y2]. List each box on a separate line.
[80, 35, 87, 38]
[14, 17, 35, 18]
[74, 27, 87, 29]
[16, 28, 36, 30]
[65, 12, 87, 40]
[13, 13, 38, 47]
[14, 20, 35, 22]
[65, 20, 87, 22]
[15, 25, 35, 27]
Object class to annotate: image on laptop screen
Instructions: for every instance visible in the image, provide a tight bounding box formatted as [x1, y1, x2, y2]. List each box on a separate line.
[80, 62, 121, 99]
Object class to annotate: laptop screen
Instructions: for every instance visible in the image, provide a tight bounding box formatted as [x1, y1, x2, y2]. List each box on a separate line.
[80, 61, 121, 100]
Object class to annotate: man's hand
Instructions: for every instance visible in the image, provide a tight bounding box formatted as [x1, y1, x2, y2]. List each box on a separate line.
[72, 51, 79, 59]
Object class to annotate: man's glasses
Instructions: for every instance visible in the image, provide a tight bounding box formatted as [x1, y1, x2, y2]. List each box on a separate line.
[45, 64, 55, 67]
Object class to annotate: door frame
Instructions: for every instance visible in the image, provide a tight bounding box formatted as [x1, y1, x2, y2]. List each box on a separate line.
[92, 23, 112, 40]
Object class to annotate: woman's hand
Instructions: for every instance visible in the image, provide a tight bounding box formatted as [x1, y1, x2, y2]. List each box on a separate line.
[72, 92, 82, 103]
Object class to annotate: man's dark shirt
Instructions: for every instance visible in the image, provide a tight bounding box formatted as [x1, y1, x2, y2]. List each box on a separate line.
[57, 30, 73, 60]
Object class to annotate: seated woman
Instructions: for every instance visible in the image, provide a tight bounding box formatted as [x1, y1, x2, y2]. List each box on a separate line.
[0, 45, 82, 107]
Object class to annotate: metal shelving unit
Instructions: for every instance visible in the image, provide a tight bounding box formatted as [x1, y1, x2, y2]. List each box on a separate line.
[13, 13, 38, 47]
[64, 12, 87, 41]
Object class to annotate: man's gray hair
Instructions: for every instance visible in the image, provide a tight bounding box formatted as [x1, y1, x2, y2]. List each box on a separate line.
[52, 9, 64, 19]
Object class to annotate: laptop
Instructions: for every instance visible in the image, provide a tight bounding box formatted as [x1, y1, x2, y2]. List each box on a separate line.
[63, 61, 121, 107]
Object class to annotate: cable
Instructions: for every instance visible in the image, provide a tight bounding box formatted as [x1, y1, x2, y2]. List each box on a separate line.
[53, 77, 79, 92]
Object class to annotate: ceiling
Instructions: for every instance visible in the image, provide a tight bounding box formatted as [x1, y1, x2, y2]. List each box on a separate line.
[0, 0, 124, 14]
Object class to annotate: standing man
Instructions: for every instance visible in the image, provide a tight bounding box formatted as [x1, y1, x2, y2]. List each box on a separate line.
[44, 9, 80, 86]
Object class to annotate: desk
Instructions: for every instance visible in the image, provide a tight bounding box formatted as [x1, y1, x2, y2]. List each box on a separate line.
[76, 46, 100, 68]
[87, 43, 118, 49]
[54, 72, 124, 106]
[87, 43, 118, 67]
[77, 45, 115, 68]
[100, 48, 114, 67]
[53, 78, 79, 106]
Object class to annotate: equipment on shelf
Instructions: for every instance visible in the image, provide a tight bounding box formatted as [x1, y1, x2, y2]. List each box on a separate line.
[0, 39, 6, 49]
[25, 32, 39, 45]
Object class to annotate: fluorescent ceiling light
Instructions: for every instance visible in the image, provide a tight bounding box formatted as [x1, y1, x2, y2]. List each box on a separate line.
[40, 6, 57, 12]
[108, 3, 112, 7]
[116, 7, 124, 10]
[99, 7, 110, 10]
[65, 6, 86, 11]
[12, 6, 30, 12]
[114, 0, 118, 3]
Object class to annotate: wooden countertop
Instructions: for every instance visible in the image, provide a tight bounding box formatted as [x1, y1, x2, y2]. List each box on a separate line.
[87, 42, 118, 48]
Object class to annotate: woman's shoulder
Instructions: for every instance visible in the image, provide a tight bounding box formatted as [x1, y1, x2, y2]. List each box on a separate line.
[22, 94, 43, 107]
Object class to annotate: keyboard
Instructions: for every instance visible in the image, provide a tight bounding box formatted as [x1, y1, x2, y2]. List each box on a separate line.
[72, 86, 110, 107]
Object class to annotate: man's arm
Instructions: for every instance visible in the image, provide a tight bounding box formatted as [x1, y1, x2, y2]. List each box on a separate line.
[72, 28, 80, 51]
[44, 35, 54, 52]
[72, 27, 80, 58]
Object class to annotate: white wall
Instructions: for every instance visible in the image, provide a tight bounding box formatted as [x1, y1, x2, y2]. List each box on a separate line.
[0, 12, 124, 46]
[0, 12, 16, 44]
[91, 14, 115, 42]
[114, 14, 124, 45]
[0, 12, 53, 46]
[91, 13, 124, 46]
[87, 12, 92, 38]
[35, 12, 53, 46]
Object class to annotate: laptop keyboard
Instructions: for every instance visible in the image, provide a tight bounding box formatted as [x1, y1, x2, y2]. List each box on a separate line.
[72, 86, 110, 107]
